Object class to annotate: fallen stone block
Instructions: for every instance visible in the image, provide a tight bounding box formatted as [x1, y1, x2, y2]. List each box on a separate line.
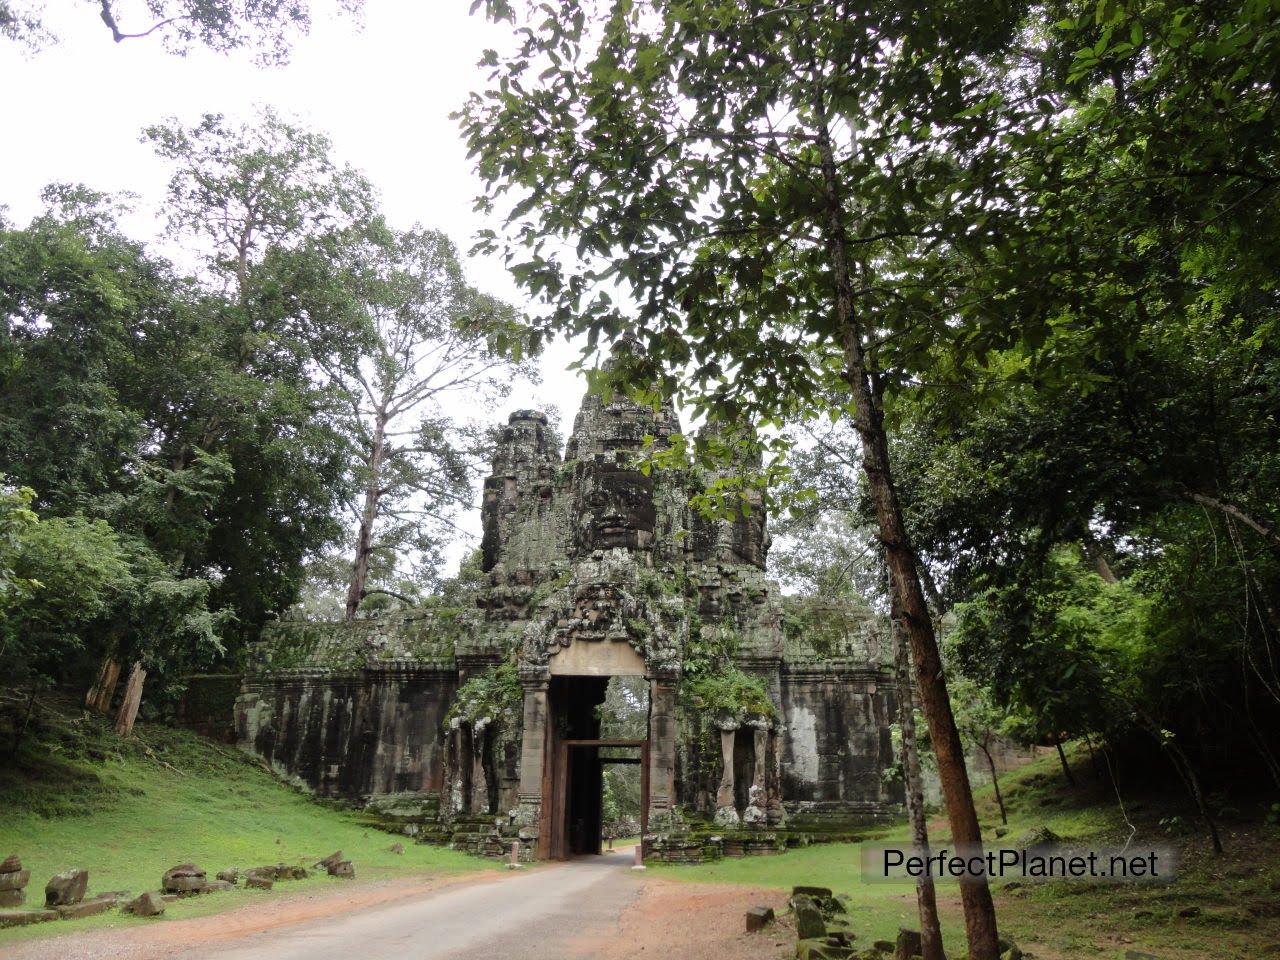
[244, 869, 274, 890]
[792, 885, 834, 901]
[315, 850, 344, 871]
[162, 864, 206, 894]
[745, 905, 775, 932]
[792, 895, 827, 940]
[893, 927, 922, 960]
[124, 891, 165, 917]
[0, 869, 29, 891]
[0, 909, 58, 928]
[45, 869, 88, 907]
[200, 880, 236, 893]
[795, 937, 858, 960]
[327, 860, 355, 879]
[1014, 825, 1061, 850]
[216, 868, 240, 884]
[872, 940, 894, 954]
[56, 898, 117, 920]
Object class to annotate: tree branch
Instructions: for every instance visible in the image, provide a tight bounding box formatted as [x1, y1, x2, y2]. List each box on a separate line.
[99, 1, 188, 42]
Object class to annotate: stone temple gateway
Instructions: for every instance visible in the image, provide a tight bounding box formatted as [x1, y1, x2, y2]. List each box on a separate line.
[236, 374, 902, 860]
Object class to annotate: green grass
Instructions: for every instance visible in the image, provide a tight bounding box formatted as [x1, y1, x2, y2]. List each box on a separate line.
[0, 697, 492, 948]
[654, 748, 1280, 959]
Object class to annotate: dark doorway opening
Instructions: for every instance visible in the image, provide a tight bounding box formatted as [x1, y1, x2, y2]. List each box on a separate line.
[546, 675, 649, 859]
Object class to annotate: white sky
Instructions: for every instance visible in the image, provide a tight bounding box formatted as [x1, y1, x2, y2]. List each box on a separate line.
[0, 0, 596, 574]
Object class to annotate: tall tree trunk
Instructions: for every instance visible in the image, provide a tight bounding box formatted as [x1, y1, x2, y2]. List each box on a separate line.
[345, 408, 387, 619]
[813, 100, 1000, 960]
[113, 662, 147, 737]
[893, 613, 945, 960]
[979, 742, 1007, 825]
[1055, 738, 1077, 786]
[1083, 732, 1103, 781]
[1161, 735, 1224, 854]
[85, 657, 122, 715]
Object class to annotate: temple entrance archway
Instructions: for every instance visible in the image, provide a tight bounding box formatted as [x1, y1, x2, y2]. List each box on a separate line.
[539, 644, 651, 860]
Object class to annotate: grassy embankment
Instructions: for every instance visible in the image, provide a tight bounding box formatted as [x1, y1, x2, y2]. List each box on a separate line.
[0, 696, 492, 949]
[654, 750, 1280, 959]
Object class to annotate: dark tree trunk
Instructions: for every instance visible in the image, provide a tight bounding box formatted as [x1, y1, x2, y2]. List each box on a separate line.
[813, 100, 1000, 960]
[1084, 732, 1103, 781]
[980, 742, 1007, 825]
[1055, 738, 1076, 787]
[1164, 737, 1224, 854]
[893, 614, 945, 960]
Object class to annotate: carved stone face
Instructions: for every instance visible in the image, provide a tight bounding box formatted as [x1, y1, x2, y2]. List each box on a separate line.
[572, 459, 656, 555]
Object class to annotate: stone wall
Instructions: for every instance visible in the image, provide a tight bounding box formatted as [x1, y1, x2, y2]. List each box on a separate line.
[236, 666, 458, 798]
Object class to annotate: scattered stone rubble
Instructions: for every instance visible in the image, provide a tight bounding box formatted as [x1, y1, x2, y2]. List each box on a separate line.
[0, 852, 357, 929]
[785, 883, 1025, 960]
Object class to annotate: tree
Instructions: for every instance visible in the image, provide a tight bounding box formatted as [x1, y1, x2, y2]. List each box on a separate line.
[144, 110, 375, 644]
[323, 225, 535, 617]
[949, 677, 1015, 826]
[0, 190, 245, 733]
[1, 0, 363, 63]
[461, 3, 1026, 952]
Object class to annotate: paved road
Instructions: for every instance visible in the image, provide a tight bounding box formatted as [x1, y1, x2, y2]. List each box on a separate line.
[205, 853, 642, 960]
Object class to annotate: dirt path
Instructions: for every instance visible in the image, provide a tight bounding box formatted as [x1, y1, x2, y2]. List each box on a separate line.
[1, 850, 792, 960]
[599, 873, 792, 960]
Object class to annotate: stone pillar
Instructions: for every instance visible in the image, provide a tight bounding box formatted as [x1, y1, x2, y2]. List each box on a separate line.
[743, 724, 769, 826]
[515, 674, 549, 853]
[447, 725, 467, 816]
[714, 725, 740, 826]
[470, 726, 490, 815]
[647, 677, 678, 828]
[766, 728, 787, 826]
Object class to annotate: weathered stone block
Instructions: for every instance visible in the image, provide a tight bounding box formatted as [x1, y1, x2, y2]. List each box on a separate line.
[0, 890, 24, 908]
[56, 898, 117, 920]
[793, 894, 827, 940]
[244, 868, 274, 890]
[216, 868, 240, 884]
[328, 860, 355, 878]
[893, 927, 923, 960]
[795, 938, 858, 960]
[0, 869, 29, 891]
[1014, 826, 1060, 850]
[45, 869, 88, 907]
[125, 891, 165, 917]
[793, 885, 834, 899]
[162, 864, 206, 894]
[745, 905, 774, 932]
[0, 908, 58, 928]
